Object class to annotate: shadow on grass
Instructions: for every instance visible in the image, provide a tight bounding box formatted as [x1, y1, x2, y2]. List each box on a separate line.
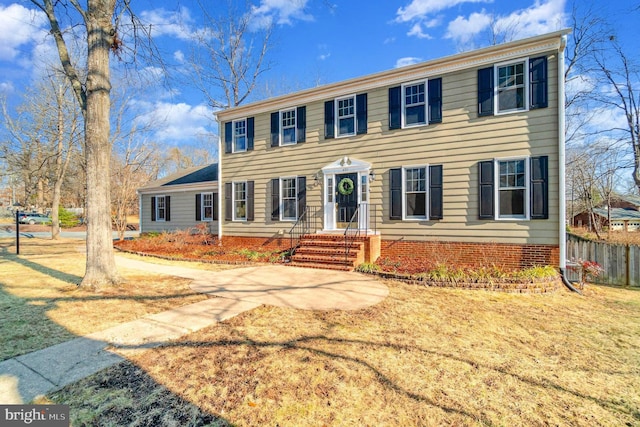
[117, 333, 640, 425]
[49, 360, 228, 427]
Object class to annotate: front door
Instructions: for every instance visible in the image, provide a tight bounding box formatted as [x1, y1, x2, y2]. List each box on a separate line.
[336, 173, 358, 228]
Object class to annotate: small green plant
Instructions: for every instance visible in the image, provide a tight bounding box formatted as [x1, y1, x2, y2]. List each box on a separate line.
[234, 248, 263, 261]
[355, 262, 381, 273]
[58, 207, 79, 228]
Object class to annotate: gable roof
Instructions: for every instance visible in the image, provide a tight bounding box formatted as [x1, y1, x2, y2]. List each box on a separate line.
[592, 207, 640, 222]
[138, 163, 218, 194]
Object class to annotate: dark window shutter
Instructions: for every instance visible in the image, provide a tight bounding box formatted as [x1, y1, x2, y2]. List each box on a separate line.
[530, 156, 549, 219]
[247, 117, 254, 151]
[213, 193, 218, 221]
[324, 100, 335, 139]
[271, 178, 280, 221]
[224, 122, 232, 153]
[195, 194, 202, 221]
[478, 67, 494, 117]
[428, 78, 442, 123]
[356, 93, 368, 135]
[246, 181, 254, 221]
[479, 161, 495, 219]
[389, 86, 401, 130]
[297, 106, 306, 143]
[151, 196, 156, 222]
[225, 183, 232, 221]
[390, 168, 402, 220]
[530, 56, 548, 109]
[429, 165, 443, 220]
[165, 196, 171, 221]
[270, 112, 279, 147]
[297, 176, 306, 219]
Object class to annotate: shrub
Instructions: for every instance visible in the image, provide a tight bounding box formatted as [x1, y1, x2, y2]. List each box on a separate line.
[58, 207, 79, 228]
[355, 262, 381, 273]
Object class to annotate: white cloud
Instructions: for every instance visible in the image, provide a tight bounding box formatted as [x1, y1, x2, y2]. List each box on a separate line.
[139, 7, 195, 40]
[0, 81, 15, 94]
[395, 57, 423, 68]
[251, 0, 313, 27]
[0, 4, 48, 61]
[407, 23, 433, 39]
[173, 50, 185, 63]
[444, 11, 492, 45]
[396, 0, 491, 23]
[134, 101, 215, 144]
[444, 0, 566, 46]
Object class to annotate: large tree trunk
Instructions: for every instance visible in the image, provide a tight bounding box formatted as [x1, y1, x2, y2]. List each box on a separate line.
[80, 1, 119, 288]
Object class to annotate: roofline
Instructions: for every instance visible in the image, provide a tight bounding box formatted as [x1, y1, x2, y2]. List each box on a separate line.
[137, 181, 218, 195]
[216, 28, 571, 122]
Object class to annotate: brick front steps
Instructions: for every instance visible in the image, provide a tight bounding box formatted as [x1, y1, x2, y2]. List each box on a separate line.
[289, 234, 366, 271]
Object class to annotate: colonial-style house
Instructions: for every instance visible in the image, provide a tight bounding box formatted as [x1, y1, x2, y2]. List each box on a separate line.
[138, 163, 218, 233]
[137, 29, 567, 272]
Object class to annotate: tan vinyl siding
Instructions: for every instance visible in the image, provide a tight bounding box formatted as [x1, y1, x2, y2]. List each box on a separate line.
[140, 190, 217, 233]
[220, 50, 561, 246]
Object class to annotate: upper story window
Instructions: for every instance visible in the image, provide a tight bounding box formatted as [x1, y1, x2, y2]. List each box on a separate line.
[337, 96, 355, 137]
[234, 119, 247, 152]
[324, 94, 368, 139]
[270, 107, 306, 147]
[389, 78, 442, 130]
[478, 56, 548, 117]
[281, 109, 297, 145]
[224, 117, 254, 154]
[404, 82, 426, 127]
[497, 61, 527, 113]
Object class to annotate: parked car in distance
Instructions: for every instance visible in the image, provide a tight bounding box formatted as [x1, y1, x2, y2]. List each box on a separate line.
[19, 213, 52, 225]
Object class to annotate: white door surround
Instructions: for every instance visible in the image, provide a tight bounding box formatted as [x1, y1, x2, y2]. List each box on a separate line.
[321, 157, 371, 231]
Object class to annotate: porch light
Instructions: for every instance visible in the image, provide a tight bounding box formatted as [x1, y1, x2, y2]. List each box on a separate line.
[369, 169, 376, 182]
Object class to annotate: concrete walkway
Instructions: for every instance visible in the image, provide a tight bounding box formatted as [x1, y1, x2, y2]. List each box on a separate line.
[0, 256, 388, 404]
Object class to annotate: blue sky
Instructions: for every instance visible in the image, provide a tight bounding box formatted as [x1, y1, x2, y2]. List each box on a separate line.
[0, 0, 638, 152]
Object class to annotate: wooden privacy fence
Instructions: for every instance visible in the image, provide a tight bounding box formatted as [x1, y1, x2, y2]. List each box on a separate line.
[566, 233, 640, 287]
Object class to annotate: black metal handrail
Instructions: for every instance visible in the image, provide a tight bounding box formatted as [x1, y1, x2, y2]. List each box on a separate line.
[289, 206, 309, 256]
[344, 205, 361, 263]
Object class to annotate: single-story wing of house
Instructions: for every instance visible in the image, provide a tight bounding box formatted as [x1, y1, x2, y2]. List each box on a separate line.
[573, 207, 640, 232]
[138, 163, 218, 233]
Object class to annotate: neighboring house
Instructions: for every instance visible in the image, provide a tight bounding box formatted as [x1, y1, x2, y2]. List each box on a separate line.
[214, 29, 571, 271]
[572, 195, 640, 231]
[138, 163, 218, 233]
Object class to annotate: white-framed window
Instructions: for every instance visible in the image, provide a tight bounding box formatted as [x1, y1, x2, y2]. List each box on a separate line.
[403, 81, 426, 127]
[233, 181, 247, 221]
[156, 195, 166, 221]
[327, 177, 334, 203]
[403, 166, 428, 219]
[233, 119, 247, 152]
[336, 95, 355, 137]
[202, 192, 213, 221]
[361, 175, 368, 203]
[280, 177, 297, 221]
[497, 157, 529, 219]
[280, 108, 297, 145]
[495, 60, 528, 114]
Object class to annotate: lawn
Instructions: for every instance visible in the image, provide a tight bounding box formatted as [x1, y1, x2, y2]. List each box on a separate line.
[50, 277, 640, 425]
[0, 238, 238, 361]
[4, 238, 639, 426]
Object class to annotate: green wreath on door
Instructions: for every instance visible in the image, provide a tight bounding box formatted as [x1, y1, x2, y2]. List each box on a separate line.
[337, 177, 354, 196]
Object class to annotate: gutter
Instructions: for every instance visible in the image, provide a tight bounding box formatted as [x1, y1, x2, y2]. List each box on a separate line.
[557, 34, 581, 294]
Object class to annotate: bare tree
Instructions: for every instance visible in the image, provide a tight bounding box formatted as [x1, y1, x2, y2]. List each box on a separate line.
[31, 0, 156, 288]
[188, 0, 273, 109]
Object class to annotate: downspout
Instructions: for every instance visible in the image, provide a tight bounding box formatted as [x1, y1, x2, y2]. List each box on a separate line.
[216, 114, 223, 242]
[557, 34, 581, 294]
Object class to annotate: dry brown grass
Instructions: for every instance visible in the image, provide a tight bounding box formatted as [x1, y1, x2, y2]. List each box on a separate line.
[0, 238, 239, 360]
[50, 278, 640, 426]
